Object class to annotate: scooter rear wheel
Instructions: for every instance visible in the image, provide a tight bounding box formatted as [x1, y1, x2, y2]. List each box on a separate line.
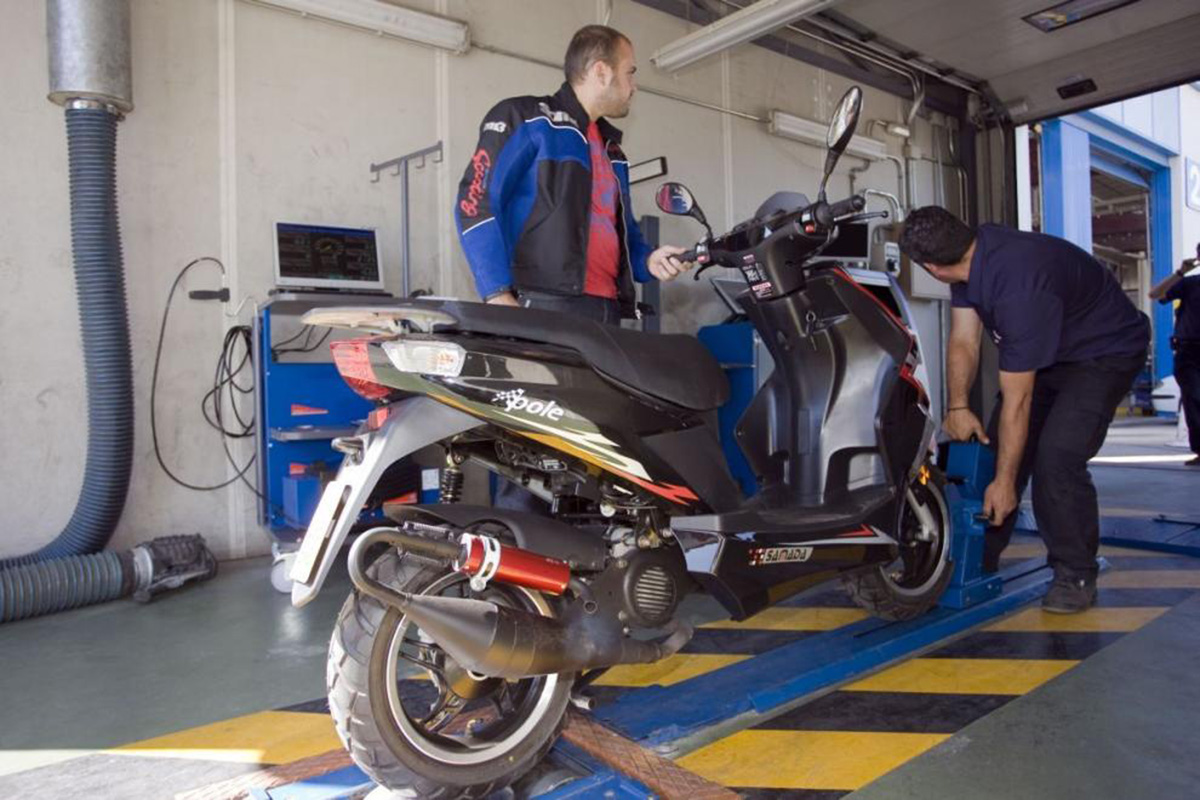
[326, 550, 574, 798]
[840, 462, 952, 620]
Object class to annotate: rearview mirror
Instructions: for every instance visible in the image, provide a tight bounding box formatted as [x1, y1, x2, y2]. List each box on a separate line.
[656, 182, 712, 237]
[819, 86, 863, 200]
[656, 182, 695, 215]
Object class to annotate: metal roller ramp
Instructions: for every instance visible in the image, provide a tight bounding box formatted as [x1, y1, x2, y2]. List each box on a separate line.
[164, 445, 1199, 799]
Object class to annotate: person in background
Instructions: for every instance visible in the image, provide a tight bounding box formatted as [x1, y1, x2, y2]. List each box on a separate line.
[1149, 244, 1200, 466]
[900, 207, 1150, 613]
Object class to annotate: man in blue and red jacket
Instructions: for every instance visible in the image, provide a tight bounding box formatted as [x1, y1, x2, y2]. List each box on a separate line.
[455, 24, 692, 325]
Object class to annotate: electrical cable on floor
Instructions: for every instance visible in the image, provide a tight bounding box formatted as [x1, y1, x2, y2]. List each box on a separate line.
[151, 257, 256, 492]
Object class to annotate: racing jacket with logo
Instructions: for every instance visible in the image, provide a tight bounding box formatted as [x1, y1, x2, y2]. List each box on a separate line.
[454, 82, 654, 317]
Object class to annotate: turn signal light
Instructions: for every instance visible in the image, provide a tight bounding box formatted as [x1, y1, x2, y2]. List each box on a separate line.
[381, 340, 466, 377]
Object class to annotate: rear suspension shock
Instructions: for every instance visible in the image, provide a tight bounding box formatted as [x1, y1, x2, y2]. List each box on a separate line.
[439, 452, 464, 503]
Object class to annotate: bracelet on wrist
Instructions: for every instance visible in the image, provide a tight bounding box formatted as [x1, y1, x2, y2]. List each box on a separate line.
[947, 406, 969, 412]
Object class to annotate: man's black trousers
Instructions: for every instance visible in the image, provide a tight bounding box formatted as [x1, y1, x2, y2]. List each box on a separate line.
[1175, 342, 1200, 455]
[983, 352, 1146, 578]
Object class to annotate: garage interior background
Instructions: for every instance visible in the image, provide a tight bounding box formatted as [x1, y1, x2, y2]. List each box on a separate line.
[2, 0, 1196, 564]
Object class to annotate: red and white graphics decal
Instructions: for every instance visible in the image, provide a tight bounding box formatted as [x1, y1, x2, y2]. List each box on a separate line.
[790, 526, 897, 548]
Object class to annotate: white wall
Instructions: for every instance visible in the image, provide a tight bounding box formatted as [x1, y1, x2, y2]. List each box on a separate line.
[0, 0, 947, 560]
[1173, 84, 1200, 273]
[1093, 87, 1182, 153]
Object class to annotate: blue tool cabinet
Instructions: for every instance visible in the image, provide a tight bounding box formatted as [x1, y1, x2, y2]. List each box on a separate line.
[253, 292, 386, 539]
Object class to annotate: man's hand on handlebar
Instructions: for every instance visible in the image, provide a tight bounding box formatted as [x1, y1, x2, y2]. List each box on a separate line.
[649, 245, 695, 281]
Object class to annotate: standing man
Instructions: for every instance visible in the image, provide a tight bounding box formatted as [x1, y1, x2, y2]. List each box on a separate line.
[1149, 244, 1200, 466]
[900, 207, 1150, 613]
[454, 24, 691, 324]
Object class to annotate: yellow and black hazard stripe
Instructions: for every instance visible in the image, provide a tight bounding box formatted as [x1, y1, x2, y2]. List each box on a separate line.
[95, 540, 1200, 799]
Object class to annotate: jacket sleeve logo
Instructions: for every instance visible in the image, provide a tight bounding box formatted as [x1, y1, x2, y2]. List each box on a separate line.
[483, 121, 507, 134]
[459, 148, 492, 217]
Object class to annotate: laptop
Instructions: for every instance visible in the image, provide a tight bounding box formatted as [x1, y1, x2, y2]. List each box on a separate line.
[273, 222, 389, 294]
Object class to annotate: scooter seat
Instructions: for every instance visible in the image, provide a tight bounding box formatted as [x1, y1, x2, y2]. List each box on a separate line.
[407, 299, 730, 412]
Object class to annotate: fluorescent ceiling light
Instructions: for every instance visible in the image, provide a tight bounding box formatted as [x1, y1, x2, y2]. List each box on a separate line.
[768, 110, 888, 160]
[652, 0, 842, 72]
[1023, 0, 1141, 33]
[253, 0, 470, 54]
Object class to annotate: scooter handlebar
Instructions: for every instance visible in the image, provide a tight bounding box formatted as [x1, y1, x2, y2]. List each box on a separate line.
[826, 194, 866, 221]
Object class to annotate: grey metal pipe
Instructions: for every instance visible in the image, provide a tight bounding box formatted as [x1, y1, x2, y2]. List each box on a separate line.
[933, 126, 945, 207]
[881, 154, 908, 211]
[0, 552, 129, 623]
[2, 0, 134, 574]
[47, 0, 133, 113]
[471, 40, 768, 123]
[1, 536, 219, 623]
[1, 108, 135, 569]
[863, 189, 903, 223]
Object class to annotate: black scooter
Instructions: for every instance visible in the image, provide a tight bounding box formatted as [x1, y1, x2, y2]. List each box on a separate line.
[288, 86, 950, 798]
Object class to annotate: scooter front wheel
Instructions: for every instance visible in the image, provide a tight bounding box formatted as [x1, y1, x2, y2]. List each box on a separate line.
[840, 462, 952, 620]
[326, 550, 574, 798]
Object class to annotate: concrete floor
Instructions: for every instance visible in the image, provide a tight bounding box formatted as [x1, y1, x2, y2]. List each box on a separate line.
[1090, 418, 1197, 518]
[0, 554, 354, 779]
[850, 592, 1200, 800]
[0, 419, 1195, 798]
[848, 418, 1200, 799]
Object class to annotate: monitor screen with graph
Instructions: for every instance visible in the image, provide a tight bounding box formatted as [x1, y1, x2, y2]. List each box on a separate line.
[274, 222, 385, 292]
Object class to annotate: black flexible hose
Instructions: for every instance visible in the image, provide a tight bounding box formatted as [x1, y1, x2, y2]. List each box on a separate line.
[0, 107, 133, 568]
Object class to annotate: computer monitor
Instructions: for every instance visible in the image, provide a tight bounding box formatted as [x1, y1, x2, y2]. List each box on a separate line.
[815, 222, 871, 261]
[274, 222, 385, 292]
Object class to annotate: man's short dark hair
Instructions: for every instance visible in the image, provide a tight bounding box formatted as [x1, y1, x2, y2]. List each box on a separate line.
[564, 25, 629, 85]
[900, 206, 976, 266]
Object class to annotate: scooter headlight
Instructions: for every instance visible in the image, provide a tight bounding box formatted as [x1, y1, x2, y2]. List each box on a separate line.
[381, 340, 466, 377]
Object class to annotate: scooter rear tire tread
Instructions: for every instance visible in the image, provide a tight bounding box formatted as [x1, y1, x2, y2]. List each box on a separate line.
[326, 550, 569, 799]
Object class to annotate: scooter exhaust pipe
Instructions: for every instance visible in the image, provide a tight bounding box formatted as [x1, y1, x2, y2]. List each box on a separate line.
[347, 527, 691, 679]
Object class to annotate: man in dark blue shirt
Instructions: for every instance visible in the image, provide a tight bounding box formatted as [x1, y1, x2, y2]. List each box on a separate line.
[1149, 245, 1200, 465]
[901, 207, 1150, 613]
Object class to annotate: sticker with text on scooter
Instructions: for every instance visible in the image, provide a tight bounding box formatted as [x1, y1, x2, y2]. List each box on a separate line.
[751, 280, 775, 299]
[748, 545, 814, 566]
[493, 388, 567, 422]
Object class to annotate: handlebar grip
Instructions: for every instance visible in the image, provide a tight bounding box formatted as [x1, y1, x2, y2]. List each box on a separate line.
[674, 248, 699, 264]
[827, 195, 866, 220]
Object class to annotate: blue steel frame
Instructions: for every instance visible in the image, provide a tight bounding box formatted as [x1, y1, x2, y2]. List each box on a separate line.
[1041, 113, 1177, 381]
[696, 321, 761, 496]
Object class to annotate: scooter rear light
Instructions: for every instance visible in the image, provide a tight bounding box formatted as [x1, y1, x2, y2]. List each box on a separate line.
[330, 339, 390, 400]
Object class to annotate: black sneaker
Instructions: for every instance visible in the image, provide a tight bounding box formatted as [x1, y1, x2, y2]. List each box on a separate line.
[1041, 574, 1097, 614]
[1186, 456, 1200, 467]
